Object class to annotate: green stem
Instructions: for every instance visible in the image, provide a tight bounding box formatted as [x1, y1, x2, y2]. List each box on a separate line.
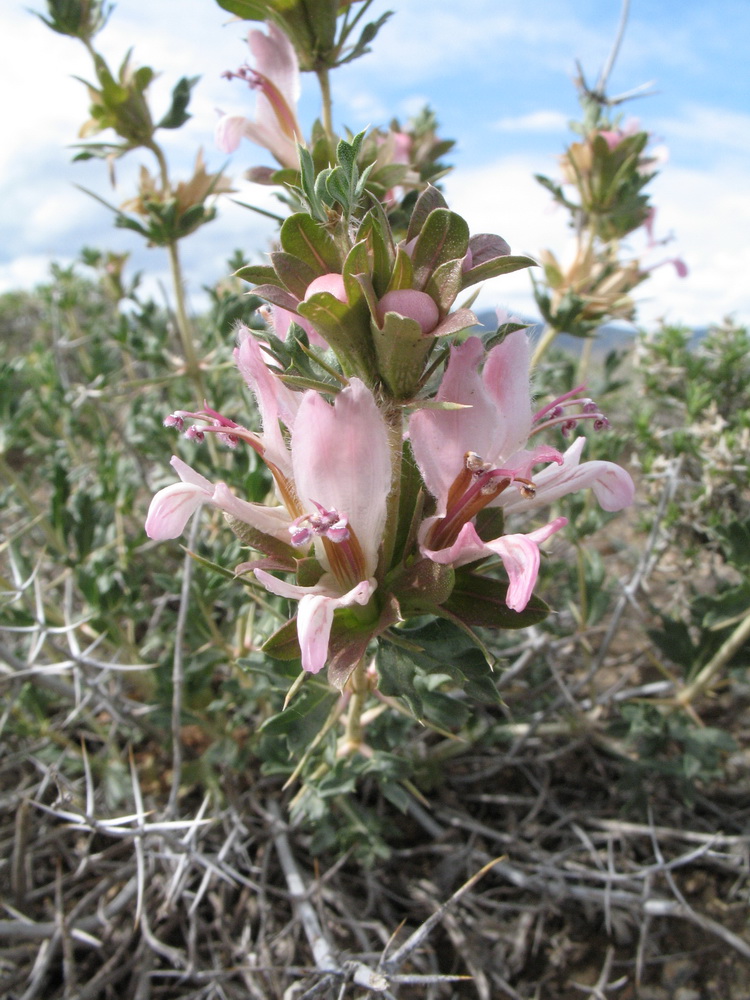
[316, 67, 335, 149]
[576, 335, 594, 385]
[166, 239, 203, 388]
[343, 658, 368, 751]
[530, 324, 559, 369]
[678, 607, 750, 708]
[379, 402, 404, 579]
[146, 140, 203, 390]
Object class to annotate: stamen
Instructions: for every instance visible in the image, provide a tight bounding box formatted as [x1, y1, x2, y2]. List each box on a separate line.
[531, 386, 610, 438]
[288, 502, 350, 547]
[288, 500, 366, 589]
[162, 403, 253, 450]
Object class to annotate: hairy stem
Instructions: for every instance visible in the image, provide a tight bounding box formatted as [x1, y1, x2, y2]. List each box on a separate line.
[379, 402, 405, 578]
[343, 658, 368, 751]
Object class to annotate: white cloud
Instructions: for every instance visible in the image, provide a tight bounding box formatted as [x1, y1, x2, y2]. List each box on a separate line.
[444, 154, 750, 330]
[0, 254, 66, 294]
[654, 103, 750, 159]
[493, 110, 569, 133]
[354, 2, 606, 84]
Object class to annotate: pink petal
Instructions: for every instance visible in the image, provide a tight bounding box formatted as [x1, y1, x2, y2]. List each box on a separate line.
[145, 482, 207, 540]
[501, 437, 635, 515]
[409, 337, 497, 512]
[291, 380, 391, 577]
[246, 23, 301, 168]
[215, 114, 249, 154]
[489, 518, 567, 611]
[483, 329, 533, 458]
[249, 23, 300, 126]
[420, 517, 567, 611]
[296, 581, 374, 674]
[234, 327, 300, 476]
[169, 455, 214, 490]
[240, 121, 299, 170]
[212, 482, 293, 540]
[254, 570, 375, 673]
[304, 273, 347, 302]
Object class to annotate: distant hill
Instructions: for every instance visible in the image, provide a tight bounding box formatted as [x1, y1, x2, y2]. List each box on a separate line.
[473, 311, 707, 355]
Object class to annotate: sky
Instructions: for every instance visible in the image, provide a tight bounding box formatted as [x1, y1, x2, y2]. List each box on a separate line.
[3, 0, 749, 329]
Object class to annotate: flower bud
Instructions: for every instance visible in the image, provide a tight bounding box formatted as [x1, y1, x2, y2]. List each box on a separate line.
[376, 289, 439, 335]
[304, 273, 347, 303]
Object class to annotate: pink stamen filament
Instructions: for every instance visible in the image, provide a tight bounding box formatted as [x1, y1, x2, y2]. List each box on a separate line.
[531, 388, 609, 437]
[428, 455, 536, 551]
[533, 385, 588, 423]
[163, 405, 302, 520]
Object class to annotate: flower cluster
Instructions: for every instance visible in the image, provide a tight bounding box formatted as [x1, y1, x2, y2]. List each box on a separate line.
[147, 325, 633, 683]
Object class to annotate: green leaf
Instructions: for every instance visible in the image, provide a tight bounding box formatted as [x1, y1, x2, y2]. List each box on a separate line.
[279, 213, 342, 274]
[234, 264, 285, 287]
[461, 254, 538, 290]
[376, 640, 424, 718]
[443, 572, 550, 630]
[385, 246, 414, 293]
[425, 258, 463, 314]
[378, 617, 503, 711]
[324, 165, 352, 210]
[157, 75, 199, 130]
[390, 559, 454, 618]
[260, 685, 339, 755]
[297, 291, 375, 380]
[370, 310, 432, 400]
[262, 617, 302, 661]
[214, 0, 268, 20]
[249, 283, 300, 311]
[356, 209, 394, 296]
[269, 251, 318, 298]
[411, 209, 470, 291]
[406, 185, 449, 243]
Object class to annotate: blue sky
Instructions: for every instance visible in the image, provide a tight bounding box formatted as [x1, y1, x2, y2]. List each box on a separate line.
[3, 0, 749, 328]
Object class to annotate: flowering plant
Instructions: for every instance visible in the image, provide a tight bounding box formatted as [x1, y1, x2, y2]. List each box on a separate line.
[146, 58, 636, 752]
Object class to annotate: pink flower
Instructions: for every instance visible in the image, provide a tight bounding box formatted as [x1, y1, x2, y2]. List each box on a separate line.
[216, 22, 302, 169]
[146, 354, 392, 674]
[409, 332, 634, 611]
[254, 379, 392, 673]
[145, 456, 294, 543]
